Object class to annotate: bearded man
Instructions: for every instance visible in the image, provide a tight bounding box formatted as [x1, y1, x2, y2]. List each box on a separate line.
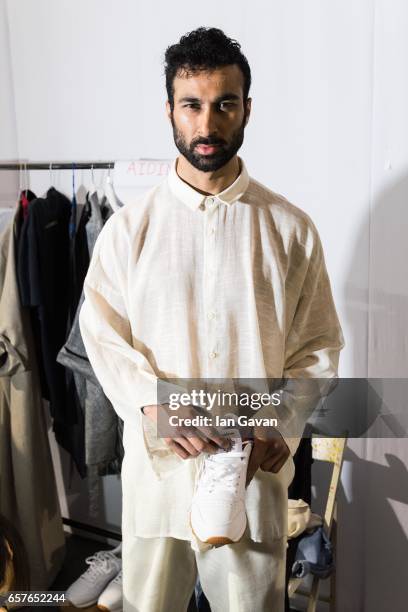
[80, 27, 344, 612]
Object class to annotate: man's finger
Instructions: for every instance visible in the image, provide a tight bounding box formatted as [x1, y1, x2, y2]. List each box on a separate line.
[175, 436, 203, 456]
[165, 438, 189, 460]
[196, 424, 231, 450]
[187, 435, 218, 454]
[260, 453, 288, 473]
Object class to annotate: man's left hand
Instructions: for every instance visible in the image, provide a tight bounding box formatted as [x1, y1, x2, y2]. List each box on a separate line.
[246, 429, 290, 485]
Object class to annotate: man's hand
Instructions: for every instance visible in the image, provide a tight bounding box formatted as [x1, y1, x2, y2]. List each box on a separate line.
[142, 404, 231, 460]
[246, 428, 290, 485]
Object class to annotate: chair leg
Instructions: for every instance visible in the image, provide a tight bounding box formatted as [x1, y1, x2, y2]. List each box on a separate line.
[306, 575, 320, 612]
[330, 517, 337, 612]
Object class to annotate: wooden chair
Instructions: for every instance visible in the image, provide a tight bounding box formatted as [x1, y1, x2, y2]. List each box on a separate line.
[288, 435, 347, 612]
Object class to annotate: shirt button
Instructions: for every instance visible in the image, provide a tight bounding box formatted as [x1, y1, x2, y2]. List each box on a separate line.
[199, 203, 205, 211]
[210, 228, 216, 234]
[208, 197, 215, 206]
[207, 311, 216, 320]
[209, 351, 218, 359]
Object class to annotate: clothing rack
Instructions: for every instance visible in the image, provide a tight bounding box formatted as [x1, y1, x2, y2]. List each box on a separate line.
[1, 158, 122, 543]
[0, 161, 114, 170]
[62, 518, 121, 542]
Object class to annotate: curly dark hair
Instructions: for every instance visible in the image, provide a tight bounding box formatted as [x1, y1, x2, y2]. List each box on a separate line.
[164, 27, 251, 109]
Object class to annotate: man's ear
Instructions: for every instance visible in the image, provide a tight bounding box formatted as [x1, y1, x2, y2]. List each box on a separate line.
[244, 97, 252, 126]
[165, 100, 172, 122]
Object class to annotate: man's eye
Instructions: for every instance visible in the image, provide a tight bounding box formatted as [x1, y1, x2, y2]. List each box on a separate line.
[184, 103, 200, 109]
[220, 102, 235, 110]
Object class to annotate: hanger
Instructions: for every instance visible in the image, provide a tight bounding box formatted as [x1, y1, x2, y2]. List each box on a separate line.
[69, 162, 77, 238]
[18, 162, 22, 196]
[89, 163, 97, 196]
[24, 162, 28, 197]
[104, 162, 122, 212]
[18, 162, 34, 218]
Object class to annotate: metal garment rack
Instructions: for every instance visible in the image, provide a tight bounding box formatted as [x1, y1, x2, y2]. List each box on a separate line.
[1, 159, 121, 541]
[0, 161, 114, 170]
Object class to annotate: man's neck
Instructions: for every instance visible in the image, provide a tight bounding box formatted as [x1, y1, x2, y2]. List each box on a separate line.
[176, 155, 241, 196]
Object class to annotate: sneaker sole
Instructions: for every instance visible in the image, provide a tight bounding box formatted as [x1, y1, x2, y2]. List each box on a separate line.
[189, 515, 246, 547]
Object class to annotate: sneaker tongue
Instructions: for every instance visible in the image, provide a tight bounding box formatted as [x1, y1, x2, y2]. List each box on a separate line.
[230, 436, 243, 453]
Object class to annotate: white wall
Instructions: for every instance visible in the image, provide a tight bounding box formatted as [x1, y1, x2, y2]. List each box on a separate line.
[0, 0, 18, 205]
[1, 1, 407, 610]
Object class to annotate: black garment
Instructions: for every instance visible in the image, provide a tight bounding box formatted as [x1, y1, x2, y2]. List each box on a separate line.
[15, 188, 87, 476]
[288, 436, 313, 505]
[69, 201, 90, 327]
[61, 202, 90, 478]
[17, 187, 71, 414]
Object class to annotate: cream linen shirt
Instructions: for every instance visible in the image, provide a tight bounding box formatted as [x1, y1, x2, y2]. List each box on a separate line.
[79, 157, 344, 543]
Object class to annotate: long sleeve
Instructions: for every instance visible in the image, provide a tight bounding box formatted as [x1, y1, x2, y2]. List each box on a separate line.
[79, 217, 159, 428]
[283, 225, 344, 380]
[261, 223, 345, 456]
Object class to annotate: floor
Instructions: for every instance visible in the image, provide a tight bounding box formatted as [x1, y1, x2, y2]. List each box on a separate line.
[22, 533, 300, 611]
[22, 534, 107, 612]
[23, 533, 198, 612]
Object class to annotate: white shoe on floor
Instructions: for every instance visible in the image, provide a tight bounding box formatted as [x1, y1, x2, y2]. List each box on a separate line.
[190, 421, 252, 547]
[97, 569, 122, 612]
[65, 548, 122, 608]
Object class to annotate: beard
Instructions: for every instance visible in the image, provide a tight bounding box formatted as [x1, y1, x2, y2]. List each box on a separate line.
[171, 114, 246, 172]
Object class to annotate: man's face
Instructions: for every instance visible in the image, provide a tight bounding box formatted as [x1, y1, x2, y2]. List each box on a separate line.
[167, 65, 251, 172]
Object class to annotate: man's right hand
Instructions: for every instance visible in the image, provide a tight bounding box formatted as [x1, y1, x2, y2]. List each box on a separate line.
[142, 403, 231, 460]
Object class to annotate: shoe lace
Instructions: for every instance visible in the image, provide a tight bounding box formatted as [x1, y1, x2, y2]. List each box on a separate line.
[81, 551, 119, 583]
[199, 451, 246, 495]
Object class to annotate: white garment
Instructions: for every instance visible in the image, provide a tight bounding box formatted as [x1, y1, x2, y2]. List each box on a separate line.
[79, 157, 344, 544]
[287, 499, 323, 539]
[122, 533, 287, 612]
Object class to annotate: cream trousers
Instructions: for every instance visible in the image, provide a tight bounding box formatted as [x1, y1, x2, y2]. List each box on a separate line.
[122, 531, 287, 612]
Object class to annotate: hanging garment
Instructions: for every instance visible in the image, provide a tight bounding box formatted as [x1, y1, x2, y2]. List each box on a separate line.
[0, 209, 13, 234]
[18, 189, 36, 221]
[16, 187, 86, 476]
[291, 526, 334, 579]
[57, 190, 123, 506]
[105, 175, 123, 212]
[0, 211, 65, 589]
[16, 187, 71, 413]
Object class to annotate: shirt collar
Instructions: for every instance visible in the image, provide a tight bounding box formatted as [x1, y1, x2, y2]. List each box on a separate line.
[167, 157, 250, 211]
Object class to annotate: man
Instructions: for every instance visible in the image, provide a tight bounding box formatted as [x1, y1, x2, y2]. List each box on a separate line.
[79, 27, 344, 612]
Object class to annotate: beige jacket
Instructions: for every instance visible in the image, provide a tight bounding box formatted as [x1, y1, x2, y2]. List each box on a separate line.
[0, 212, 65, 589]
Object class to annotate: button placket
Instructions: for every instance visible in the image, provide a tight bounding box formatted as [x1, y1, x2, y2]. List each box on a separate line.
[202, 198, 220, 371]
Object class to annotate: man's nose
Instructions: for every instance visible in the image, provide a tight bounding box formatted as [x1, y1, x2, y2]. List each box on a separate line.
[198, 106, 219, 137]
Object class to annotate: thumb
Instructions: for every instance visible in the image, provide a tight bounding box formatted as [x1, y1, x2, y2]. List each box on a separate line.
[245, 438, 267, 485]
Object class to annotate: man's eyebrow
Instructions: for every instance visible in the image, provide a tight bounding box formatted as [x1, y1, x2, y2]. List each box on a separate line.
[214, 93, 241, 102]
[178, 96, 201, 103]
[177, 93, 241, 104]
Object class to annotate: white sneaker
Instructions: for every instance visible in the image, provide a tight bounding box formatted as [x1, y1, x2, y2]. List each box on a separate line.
[190, 421, 252, 546]
[97, 570, 122, 612]
[65, 546, 122, 608]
